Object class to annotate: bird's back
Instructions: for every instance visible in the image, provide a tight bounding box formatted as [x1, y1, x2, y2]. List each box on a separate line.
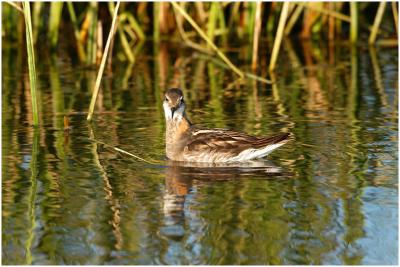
[179, 127, 290, 162]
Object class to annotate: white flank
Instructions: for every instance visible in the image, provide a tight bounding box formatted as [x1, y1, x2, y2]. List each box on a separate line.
[227, 142, 286, 162]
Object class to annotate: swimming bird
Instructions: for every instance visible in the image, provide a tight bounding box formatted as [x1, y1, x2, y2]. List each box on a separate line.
[163, 88, 290, 163]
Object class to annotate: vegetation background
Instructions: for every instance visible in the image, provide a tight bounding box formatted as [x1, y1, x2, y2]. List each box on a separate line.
[2, 1, 398, 123]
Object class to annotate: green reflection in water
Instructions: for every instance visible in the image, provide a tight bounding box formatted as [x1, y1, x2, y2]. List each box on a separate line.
[2, 39, 398, 264]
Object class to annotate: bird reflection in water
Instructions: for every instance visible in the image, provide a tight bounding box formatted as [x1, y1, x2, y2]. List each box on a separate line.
[162, 160, 290, 220]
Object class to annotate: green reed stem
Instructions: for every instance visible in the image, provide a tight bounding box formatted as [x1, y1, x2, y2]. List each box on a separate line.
[22, 1, 39, 126]
[171, 1, 244, 78]
[228, 2, 240, 32]
[48, 2, 63, 49]
[247, 2, 257, 42]
[67, 2, 86, 62]
[266, 3, 278, 37]
[269, 2, 290, 71]
[118, 24, 135, 62]
[207, 2, 218, 46]
[153, 2, 160, 42]
[32, 2, 42, 44]
[369, 2, 386, 44]
[350, 2, 358, 43]
[87, 2, 120, 121]
[86, 2, 98, 65]
[123, 13, 146, 40]
[109, 3, 135, 62]
[251, 1, 262, 71]
[217, 5, 227, 44]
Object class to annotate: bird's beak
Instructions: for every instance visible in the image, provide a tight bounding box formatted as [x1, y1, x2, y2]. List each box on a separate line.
[171, 107, 176, 119]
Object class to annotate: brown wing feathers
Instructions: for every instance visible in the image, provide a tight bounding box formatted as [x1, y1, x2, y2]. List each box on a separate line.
[252, 133, 290, 148]
[187, 129, 289, 153]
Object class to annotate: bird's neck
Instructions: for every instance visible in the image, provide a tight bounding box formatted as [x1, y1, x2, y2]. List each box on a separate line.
[166, 114, 191, 141]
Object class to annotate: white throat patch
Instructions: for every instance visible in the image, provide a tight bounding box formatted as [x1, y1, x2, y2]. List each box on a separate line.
[163, 101, 185, 122]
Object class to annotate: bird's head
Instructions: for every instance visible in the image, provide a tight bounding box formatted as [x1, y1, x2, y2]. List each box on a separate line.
[163, 88, 186, 121]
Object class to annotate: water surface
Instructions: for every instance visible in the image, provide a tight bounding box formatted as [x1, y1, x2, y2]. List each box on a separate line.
[2, 40, 398, 264]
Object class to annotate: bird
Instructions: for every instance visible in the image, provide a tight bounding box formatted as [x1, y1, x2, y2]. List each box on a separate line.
[163, 88, 291, 163]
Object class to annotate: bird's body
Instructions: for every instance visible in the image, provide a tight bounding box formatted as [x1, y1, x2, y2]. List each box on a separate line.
[163, 88, 290, 163]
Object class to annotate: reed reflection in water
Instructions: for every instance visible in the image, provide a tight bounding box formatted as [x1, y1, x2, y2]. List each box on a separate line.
[2, 39, 398, 264]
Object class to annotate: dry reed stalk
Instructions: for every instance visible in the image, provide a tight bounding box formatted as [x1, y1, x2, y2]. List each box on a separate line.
[88, 137, 159, 164]
[251, 1, 262, 71]
[195, 2, 207, 24]
[369, 2, 386, 44]
[87, 2, 120, 121]
[173, 3, 212, 54]
[96, 21, 103, 64]
[269, 2, 290, 71]
[299, 2, 351, 22]
[171, 1, 244, 78]
[328, 2, 335, 40]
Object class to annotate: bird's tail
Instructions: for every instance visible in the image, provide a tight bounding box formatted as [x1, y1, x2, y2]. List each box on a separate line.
[232, 133, 291, 161]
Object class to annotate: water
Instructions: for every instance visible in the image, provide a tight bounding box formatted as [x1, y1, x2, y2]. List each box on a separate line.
[2, 40, 398, 265]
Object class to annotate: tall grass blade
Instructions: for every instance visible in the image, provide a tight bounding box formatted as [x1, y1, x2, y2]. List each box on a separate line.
[269, 2, 290, 71]
[48, 2, 63, 49]
[171, 1, 244, 78]
[22, 1, 39, 126]
[369, 2, 386, 44]
[87, 2, 120, 121]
